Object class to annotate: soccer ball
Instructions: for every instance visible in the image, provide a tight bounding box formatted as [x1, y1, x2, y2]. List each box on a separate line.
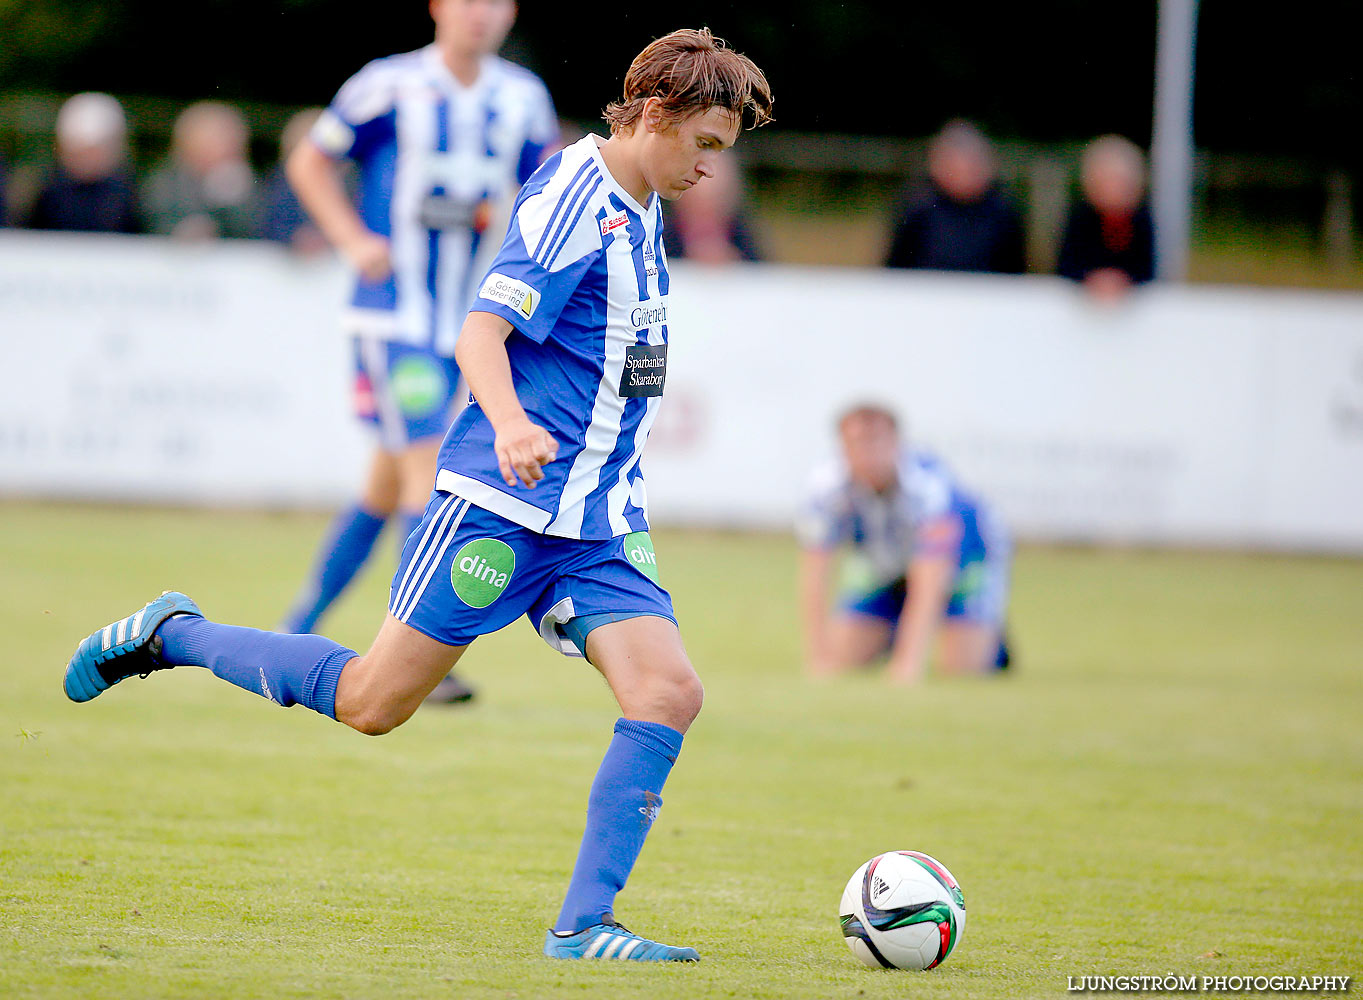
[839, 850, 967, 970]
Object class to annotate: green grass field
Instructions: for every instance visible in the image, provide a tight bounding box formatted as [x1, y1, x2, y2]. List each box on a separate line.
[2, 502, 1360, 999]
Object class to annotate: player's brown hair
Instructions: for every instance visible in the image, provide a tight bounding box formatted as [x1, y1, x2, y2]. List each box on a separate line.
[604, 28, 773, 135]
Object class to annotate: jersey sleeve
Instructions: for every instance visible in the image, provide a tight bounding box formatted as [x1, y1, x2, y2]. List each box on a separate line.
[470, 182, 601, 344]
[909, 458, 963, 559]
[516, 81, 560, 186]
[308, 60, 399, 162]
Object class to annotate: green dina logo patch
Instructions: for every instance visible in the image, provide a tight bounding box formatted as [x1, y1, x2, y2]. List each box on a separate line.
[450, 538, 515, 608]
[623, 532, 659, 583]
[390, 355, 447, 416]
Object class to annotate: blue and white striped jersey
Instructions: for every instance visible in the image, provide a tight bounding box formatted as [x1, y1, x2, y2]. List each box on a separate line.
[310, 45, 557, 356]
[435, 135, 669, 540]
[798, 449, 969, 586]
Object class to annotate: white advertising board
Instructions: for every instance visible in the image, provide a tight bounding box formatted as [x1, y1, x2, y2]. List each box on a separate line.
[1, 232, 367, 505]
[3, 233, 1362, 552]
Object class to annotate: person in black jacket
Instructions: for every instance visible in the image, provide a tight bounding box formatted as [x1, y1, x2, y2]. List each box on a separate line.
[1057, 134, 1156, 300]
[885, 120, 1025, 274]
[20, 92, 142, 234]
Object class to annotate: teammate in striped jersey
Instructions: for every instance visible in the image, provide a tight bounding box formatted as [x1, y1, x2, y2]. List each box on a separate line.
[65, 29, 772, 963]
[798, 405, 1012, 681]
[279, 0, 558, 709]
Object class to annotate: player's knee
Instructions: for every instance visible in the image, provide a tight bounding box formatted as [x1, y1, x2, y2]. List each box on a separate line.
[334, 662, 416, 736]
[664, 665, 704, 727]
[342, 701, 411, 737]
[682, 672, 704, 723]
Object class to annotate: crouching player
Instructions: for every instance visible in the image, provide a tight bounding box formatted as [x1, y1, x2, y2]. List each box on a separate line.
[63, 29, 772, 963]
[798, 404, 1012, 682]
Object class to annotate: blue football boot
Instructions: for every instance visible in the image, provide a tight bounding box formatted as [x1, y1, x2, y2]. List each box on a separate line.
[544, 918, 700, 962]
[64, 591, 201, 703]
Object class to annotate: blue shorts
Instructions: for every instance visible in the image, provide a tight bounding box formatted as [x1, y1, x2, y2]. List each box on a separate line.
[352, 336, 462, 450]
[388, 492, 676, 656]
[841, 501, 1011, 627]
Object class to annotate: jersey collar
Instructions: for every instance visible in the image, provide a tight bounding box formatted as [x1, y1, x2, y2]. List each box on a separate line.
[585, 134, 654, 216]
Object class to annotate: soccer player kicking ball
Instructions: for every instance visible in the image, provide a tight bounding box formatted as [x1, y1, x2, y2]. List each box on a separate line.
[64, 28, 772, 964]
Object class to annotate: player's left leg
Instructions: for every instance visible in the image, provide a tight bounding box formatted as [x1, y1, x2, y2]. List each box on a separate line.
[544, 614, 701, 961]
[528, 536, 701, 961]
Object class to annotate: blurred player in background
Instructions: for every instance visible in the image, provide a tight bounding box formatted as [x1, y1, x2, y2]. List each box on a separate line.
[65, 27, 772, 962]
[280, 0, 559, 705]
[799, 404, 1012, 681]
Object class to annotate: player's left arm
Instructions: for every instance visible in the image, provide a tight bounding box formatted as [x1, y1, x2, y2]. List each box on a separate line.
[886, 514, 962, 684]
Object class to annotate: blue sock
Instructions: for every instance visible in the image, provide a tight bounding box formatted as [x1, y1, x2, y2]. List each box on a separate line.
[553, 719, 684, 933]
[157, 615, 355, 719]
[281, 504, 387, 634]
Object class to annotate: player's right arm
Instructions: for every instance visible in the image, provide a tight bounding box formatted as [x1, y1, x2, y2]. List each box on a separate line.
[455, 311, 557, 489]
[286, 60, 402, 281]
[286, 141, 390, 281]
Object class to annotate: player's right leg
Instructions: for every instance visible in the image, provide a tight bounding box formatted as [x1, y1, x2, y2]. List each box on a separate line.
[65, 594, 463, 732]
[392, 441, 476, 706]
[65, 586, 464, 733]
[817, 580, 901, 672]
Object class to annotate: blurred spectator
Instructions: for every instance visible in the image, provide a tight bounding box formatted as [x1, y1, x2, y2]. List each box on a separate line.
[144, 101, 258, 239]
[258, 108, 329, 254]
[1056, 135, 1156, 299]
[661, 153, 761, 263]
[19, 92, 142, 233]
[885, 120, 1025, 274]
[0, 155, 8, 225]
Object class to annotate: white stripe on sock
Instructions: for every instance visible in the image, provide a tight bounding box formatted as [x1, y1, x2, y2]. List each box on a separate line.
[616, 938, 644, 960]
[584, 933, 611, 959]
